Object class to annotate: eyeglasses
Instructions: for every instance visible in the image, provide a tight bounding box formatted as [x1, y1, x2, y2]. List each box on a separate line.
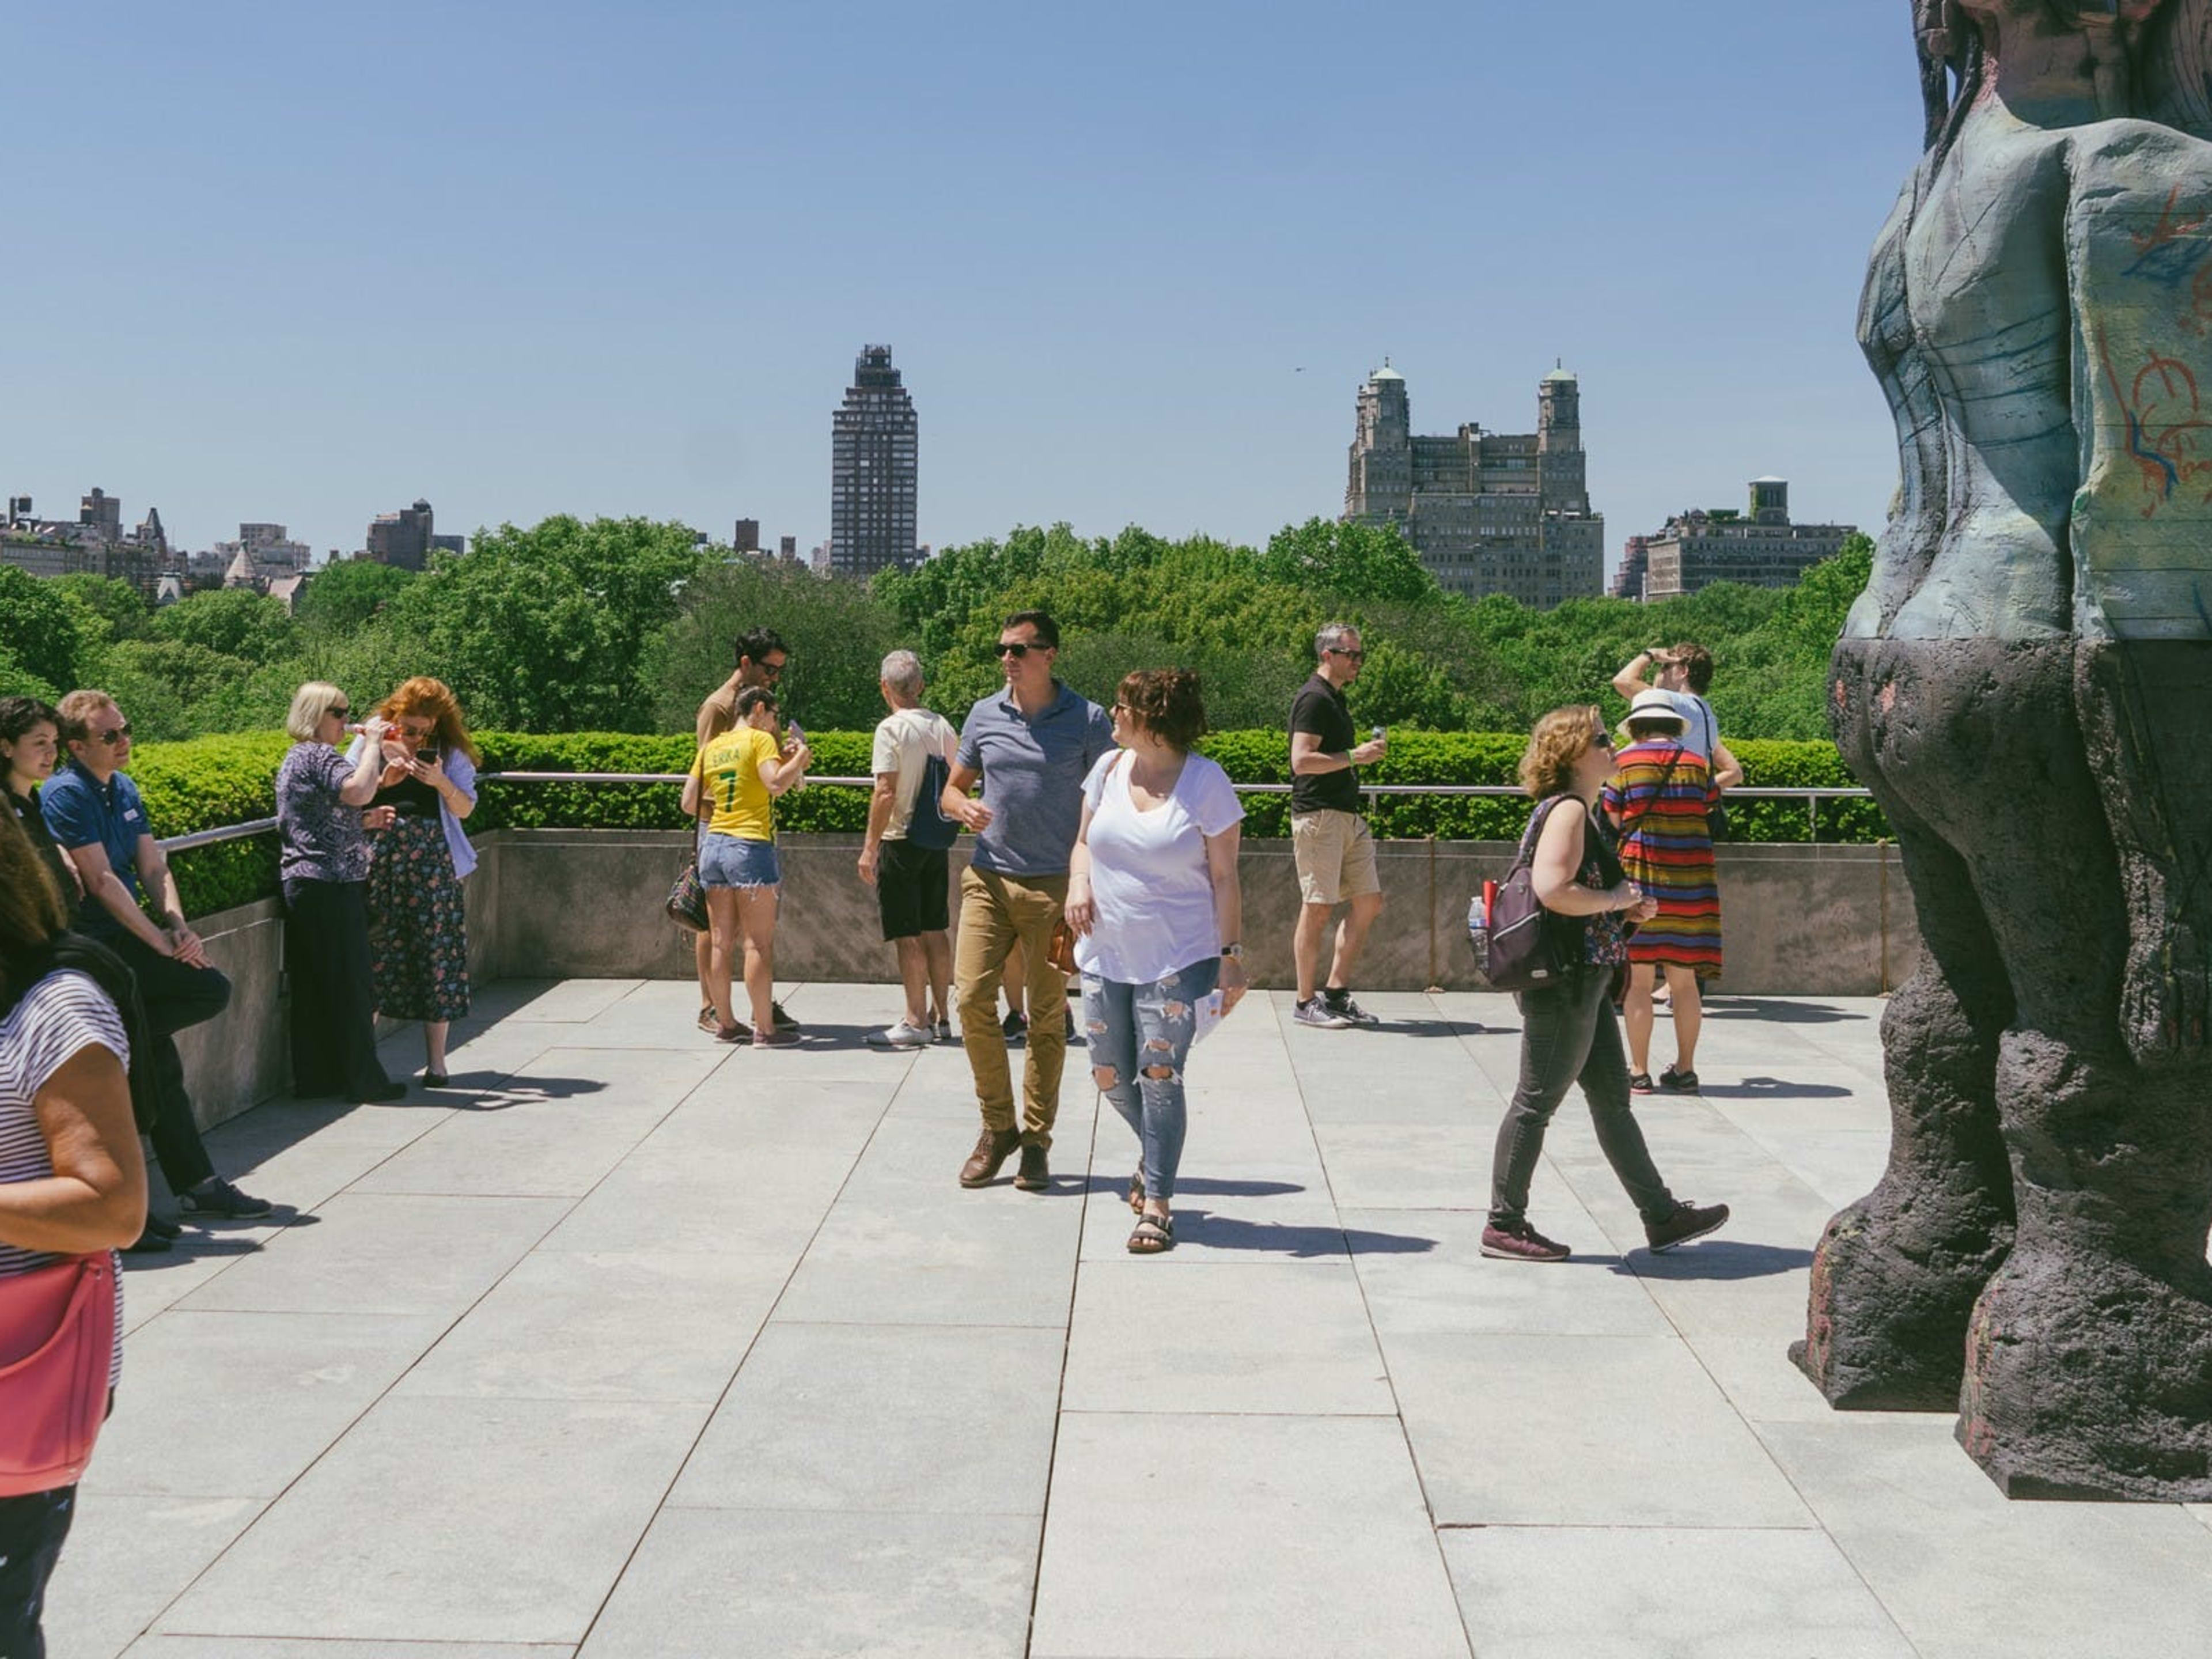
[92, 724, 132, 745]
[993, 642, 1036, 659]
[1327, 647, 1365, 661]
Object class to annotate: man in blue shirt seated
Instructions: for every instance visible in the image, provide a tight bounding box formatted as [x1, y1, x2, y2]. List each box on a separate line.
[941, 611, 1115, 1195]
[43, 690, 270, 1239]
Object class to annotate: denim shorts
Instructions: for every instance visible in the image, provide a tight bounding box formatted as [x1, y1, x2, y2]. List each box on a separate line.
[699, 832, 780, 889]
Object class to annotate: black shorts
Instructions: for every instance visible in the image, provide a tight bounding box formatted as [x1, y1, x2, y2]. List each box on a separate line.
[877, 839, 950, 940]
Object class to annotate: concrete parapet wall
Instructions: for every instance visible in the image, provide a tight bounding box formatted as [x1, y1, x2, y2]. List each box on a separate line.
[169, 828, 1919, 1132]
[488, 829, 1919, 1000]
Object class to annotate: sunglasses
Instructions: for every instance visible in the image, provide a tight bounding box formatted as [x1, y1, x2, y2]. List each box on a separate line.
[761, 661, 785, 678]
[331, 704, 351, 718]
[1591, 732, 1615, 751]
[993, 642, 1040, 659]
[91, 724, 132, 746]
[1327, 647, 1366, 661]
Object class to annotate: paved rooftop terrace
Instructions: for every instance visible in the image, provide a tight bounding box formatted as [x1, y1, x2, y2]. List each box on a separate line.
[47, 980, 2212, 1658]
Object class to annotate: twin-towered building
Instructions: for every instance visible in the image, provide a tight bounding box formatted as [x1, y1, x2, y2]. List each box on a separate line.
[1343, 361, 1605, 608]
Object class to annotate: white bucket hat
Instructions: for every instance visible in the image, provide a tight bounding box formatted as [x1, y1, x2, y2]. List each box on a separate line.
[1623, 688, 1689, 732]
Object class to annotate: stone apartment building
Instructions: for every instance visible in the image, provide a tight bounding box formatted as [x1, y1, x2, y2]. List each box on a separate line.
[1, 488, 170, 599]
[1632, 479, 1857, 601]
[1343, 362, 1604, 607]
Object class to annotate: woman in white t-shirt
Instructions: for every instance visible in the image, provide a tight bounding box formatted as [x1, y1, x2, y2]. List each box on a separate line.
[1064, 670, 1246, 1253]
[0, 810, 147, 1654]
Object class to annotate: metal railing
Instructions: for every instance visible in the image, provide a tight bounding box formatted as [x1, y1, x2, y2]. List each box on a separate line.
[160, 775, 1879, 853]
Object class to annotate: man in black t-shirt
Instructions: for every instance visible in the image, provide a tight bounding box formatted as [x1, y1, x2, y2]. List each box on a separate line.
[1287, 623, 1388, 1028]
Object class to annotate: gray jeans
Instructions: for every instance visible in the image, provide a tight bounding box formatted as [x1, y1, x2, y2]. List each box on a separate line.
[1489, 968, 1675, 1229]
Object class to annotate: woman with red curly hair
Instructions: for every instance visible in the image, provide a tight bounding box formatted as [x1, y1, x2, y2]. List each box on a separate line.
[349, 677, 479, 1087]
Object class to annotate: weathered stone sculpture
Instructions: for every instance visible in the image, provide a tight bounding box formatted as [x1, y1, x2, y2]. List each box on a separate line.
[1794, 0, 2212, 1499]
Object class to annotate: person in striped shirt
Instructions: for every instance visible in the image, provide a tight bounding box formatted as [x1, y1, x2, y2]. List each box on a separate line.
[1603, 689, 1724, 1094]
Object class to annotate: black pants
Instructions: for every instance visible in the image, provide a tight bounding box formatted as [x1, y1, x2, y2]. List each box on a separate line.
[1489, 968, 1675, 1229]
[284, 880, 390, 1098]
[104, 933, 228, 1195]
[0, 1485, 76, 1659]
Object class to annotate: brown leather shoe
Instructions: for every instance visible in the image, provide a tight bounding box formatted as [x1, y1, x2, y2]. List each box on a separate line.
[959, 1128, 1022, 1188]
[1013, 1142, 1050, 1192]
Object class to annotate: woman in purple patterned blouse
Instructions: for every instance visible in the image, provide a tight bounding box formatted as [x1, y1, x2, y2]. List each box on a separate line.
[276, 683, 405, 1103]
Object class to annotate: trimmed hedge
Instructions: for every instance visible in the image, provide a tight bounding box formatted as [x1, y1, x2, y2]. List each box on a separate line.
[130, 733, 290, 918]
[137, 729, 1888, 919]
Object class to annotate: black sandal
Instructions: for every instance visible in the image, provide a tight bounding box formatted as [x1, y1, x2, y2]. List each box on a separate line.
[1127, 1213, 1175, 1254]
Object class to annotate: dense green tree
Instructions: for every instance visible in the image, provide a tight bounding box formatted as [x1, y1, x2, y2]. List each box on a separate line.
[0, 566, 90, 694]
[150, 588, 298, 665]
[1259, 518, 1437, 603]
[51, 573, 151, 643]
[294, 559, 415, 638]
[96, 641, 255, 740]
[378, 516, 706, 731]
[644, 556, 906, 733]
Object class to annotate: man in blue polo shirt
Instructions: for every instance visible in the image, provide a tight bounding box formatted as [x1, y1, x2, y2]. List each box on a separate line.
[941, 611, 1114, 1193]
[43, 690, 270, 1233]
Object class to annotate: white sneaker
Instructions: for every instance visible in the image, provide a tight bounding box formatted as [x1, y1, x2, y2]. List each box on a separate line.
[1293, 998, 1352, 1030]
[872, 1020, 934, 1049]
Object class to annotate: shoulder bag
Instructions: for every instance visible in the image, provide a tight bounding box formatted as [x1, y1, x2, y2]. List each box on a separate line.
[0, 1252, 117, 1495]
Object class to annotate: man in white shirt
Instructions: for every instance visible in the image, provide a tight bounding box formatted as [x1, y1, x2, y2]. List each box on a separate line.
[1612, 642, 1744, 790]
[858, 650, 959, 1048]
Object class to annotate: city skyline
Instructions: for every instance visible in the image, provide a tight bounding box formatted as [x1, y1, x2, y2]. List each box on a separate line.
[6, 3, 1921, 577]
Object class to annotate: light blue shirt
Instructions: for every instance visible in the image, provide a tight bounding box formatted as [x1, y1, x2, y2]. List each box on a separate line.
[956, 683, 1115, 877]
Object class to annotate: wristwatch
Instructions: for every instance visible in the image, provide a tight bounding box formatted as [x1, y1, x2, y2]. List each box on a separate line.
[1220, 943, 1244, 960]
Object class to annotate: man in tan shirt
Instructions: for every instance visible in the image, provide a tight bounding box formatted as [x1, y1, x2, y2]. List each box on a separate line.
[690, 627, 789, 1031]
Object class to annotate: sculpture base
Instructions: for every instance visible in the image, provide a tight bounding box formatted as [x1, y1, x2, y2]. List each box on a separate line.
[1791, 1187, 2010, 1412]
[1956, 1248, 2212, 1503]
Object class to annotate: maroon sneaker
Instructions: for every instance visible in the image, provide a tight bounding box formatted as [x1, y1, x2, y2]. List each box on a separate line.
[1480, 1221, 1571, 1262]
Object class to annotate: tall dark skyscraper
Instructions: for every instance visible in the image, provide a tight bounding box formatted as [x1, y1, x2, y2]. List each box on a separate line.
[830, 345, 918, 577]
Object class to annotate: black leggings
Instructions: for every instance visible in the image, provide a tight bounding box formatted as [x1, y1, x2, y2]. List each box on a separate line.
[1489, 968, 1675, 1229]
[0, 1485, 76, 1659]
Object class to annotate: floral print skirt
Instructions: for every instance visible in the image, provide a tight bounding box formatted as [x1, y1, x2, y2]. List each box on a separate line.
[367, 814, 471, 1022]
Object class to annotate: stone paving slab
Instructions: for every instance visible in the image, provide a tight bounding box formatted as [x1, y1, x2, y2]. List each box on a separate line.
[35, 980, 2212, 1657]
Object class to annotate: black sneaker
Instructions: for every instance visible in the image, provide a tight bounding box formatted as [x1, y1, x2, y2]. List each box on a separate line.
[177, 1177, 273, 1219]
[1001, 1008, 1028, 1043]
[1480, 1221, 1571, 1262]
[124, 1224, 173, 1255]
[1293, 997, 1351, 1030]
[1657, 1065, 1701, 1094]
[1646, 1200, 1730, 1253]
[771, 1001, 801, 1034]
[1325, 991, 1380, 1027]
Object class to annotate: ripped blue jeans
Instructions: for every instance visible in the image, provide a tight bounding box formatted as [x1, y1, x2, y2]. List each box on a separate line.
[1081, 957, 1220, 1206]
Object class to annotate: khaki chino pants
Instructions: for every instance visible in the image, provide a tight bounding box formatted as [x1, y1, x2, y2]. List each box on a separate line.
[955, 867, 1071, 1149]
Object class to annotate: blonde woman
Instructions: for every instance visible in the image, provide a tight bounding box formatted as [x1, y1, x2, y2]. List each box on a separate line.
[278, 683, 403, 1103]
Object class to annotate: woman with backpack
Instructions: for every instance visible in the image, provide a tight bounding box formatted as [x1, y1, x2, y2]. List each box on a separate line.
[1481, 704, 1729, 1264]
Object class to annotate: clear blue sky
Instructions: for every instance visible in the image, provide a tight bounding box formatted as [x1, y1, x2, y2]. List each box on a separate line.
[7, 1, 1926, 578]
